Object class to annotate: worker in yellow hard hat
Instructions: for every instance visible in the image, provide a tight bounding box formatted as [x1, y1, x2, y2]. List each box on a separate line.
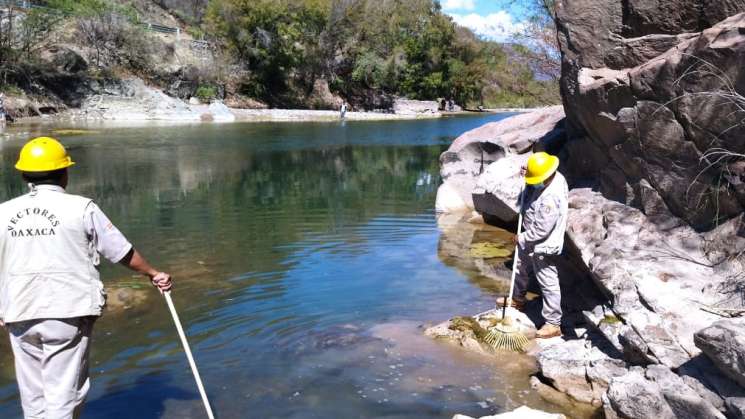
[1, 137, 173, 419]
[501, 151, 569, 339]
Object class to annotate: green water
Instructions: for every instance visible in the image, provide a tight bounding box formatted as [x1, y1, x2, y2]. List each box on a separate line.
[0, 116, 564, 418]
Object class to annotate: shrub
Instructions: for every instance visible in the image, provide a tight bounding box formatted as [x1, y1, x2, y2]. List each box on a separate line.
[195, 84, 217, 102]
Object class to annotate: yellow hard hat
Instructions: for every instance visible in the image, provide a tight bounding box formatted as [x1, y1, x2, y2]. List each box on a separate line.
[525, 152, 559, 185]
[15, 137, 76, 172]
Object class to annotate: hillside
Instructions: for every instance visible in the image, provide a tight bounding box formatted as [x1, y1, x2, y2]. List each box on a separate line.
[0, 0, 559, 118]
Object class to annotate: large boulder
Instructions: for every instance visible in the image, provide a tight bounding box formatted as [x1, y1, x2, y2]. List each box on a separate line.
[604, 367, 726, 419]
[436, 106, 565, 216]
[392, 98, 440, 116]
[694, 321, 745, 387]
[306, 79, 343, 110]
[604, 370, 676, 419]
[726, 397, 745, 419]
[81, 77, 237, 122]
[556, 3, 745, 230]
[536, 339, 627, 405]
[645, 365, 725, 419]
[567, 188, 730, 368]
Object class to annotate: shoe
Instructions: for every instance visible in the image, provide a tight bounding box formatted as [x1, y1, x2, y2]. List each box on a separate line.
[496, 296, 526, 312]
[536, 324, 562, 339]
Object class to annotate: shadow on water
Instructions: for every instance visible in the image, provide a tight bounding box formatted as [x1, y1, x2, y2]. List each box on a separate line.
[83, 372, 195, 419]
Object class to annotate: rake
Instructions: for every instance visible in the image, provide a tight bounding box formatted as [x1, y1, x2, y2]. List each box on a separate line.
[483, 184, 530, 352]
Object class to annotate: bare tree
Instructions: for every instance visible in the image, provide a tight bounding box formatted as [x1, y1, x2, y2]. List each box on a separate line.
[0, 6, 61, 86]
[76, 12, 152, 70]
[501, 0, 561, 81]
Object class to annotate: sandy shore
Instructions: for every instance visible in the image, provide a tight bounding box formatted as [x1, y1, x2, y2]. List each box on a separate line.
[6, 107, 447, 127]
[230, 108, 442, 122]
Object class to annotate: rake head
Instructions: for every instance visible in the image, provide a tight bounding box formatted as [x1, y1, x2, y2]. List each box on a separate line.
[483, 319, 530, 353]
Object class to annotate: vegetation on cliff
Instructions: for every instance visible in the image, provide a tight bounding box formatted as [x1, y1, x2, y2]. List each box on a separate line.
[204, 0, 558, 108]
[0, 0, 559, 113]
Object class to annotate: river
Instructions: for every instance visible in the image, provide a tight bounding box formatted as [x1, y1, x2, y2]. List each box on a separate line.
[0, 114, 564, 418]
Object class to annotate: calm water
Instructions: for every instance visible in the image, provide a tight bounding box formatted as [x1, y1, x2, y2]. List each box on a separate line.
[0, 115, 563, 418]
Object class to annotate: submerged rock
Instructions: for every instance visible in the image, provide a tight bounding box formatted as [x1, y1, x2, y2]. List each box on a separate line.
[436, 212, 513, 293]
[424, 309, 536, 357]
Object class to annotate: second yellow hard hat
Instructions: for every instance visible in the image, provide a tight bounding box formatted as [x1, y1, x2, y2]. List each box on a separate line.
[525, 152, 559, 185]
[15, 137, 76, 173]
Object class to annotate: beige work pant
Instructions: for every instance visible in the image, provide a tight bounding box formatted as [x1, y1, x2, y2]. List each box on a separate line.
[7, 317, 95, 419]
[513, 245, 562, 326]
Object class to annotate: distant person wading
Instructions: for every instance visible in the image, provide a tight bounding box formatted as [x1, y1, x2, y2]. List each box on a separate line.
[340, 102, 348, 119]
[0, 93, 6, 125]
[0, 137, 173, 419]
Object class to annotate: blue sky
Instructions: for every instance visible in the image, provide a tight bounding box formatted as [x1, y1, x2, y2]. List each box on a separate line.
[440, 0, 530, 42]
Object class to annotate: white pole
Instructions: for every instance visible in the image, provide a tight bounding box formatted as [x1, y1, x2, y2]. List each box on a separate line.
[506, 184, 525, 308]
[164, 291, 216, 419]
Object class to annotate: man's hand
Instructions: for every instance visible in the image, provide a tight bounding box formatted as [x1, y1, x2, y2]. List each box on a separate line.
[120, 249, 173, 294]
[150, 272, 173, 294]
[511, 234, 519, 245]
[519, 164, 527, 177]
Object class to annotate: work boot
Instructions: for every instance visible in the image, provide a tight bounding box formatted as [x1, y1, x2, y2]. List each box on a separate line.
[496, 297, 526, 312]
[536, 324, 562, 339]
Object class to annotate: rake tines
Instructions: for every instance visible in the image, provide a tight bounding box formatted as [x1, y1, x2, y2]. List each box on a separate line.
[483, 322, 530, 353]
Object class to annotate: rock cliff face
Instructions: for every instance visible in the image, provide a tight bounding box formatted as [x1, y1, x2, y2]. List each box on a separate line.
[557, 1, 745, 231]
[435, 2, 745, 418]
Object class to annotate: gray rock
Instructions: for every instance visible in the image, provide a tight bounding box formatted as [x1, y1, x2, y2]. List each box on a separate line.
[472, 153, 529, 223]
[207, 101, 235, 122]
[645, 365, 725, 419]
[678, 355, 745, 410]
[557, 1, 745, 230]
[725, 397, 745, 419]
[392, 98, 440, 116]
[694, 321, 745, 388]
[605, 370, 676, 419]
[536, 338, 627, 405]
[40, 46, 88, 73]
[435, 106, 564, 216]
[567, 188, 727, 369]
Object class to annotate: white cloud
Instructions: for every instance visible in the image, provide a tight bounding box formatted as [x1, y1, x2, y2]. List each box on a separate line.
[440, 0, 476, 11]
[448, 11, 526, 42]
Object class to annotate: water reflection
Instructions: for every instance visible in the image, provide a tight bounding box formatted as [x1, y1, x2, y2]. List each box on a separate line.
[0, 115, 564, 418]
[437, 213, 515, 295]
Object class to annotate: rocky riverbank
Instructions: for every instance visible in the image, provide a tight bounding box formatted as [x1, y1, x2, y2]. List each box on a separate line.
[1, 77, 446, 126]
[433, 4, 745, 418]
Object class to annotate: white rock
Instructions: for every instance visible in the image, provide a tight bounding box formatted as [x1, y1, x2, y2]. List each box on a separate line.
[207, 101, 236, 122]
[393, 98, 440, 115]
[453, 405, 566, 419]
[436, 182, 470, 213]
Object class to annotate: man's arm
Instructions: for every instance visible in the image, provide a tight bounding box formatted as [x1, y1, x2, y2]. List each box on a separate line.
[119, 248, 172, 293]
[85, 202, 172, 293]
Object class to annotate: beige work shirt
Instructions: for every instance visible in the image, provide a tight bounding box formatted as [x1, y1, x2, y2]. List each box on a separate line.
[0, 185, 132, 322]
[518, 172, 569, 255]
